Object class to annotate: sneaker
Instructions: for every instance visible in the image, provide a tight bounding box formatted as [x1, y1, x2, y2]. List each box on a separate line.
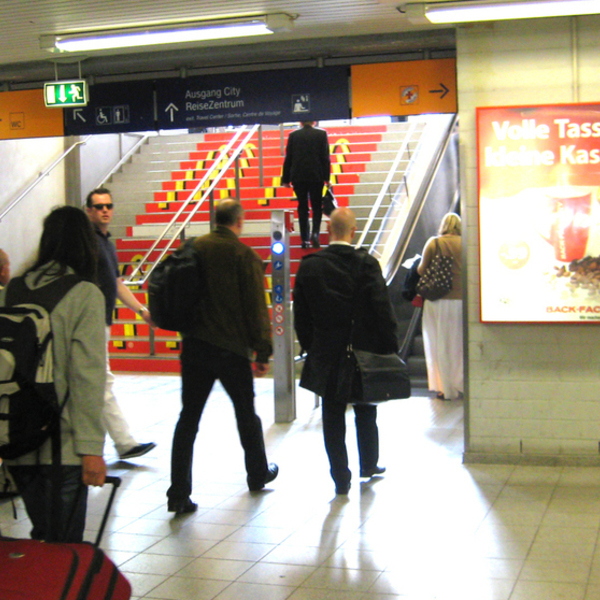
[119, 442, 156, 460]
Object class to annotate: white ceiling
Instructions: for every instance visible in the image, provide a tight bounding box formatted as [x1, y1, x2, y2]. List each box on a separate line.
[0, 0, 455, 87]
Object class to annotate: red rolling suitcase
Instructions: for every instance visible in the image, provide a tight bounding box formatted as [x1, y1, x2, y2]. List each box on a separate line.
[0, 475, 132, 599]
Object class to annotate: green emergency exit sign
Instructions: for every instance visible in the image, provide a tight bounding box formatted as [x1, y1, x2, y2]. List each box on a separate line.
[44, 80, 88, 108]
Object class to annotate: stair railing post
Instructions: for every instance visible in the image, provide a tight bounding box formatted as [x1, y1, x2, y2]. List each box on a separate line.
[234, 154, 240, 200]
[149, 327, 156, 356]
[258, 125, 264, 188]
[209, 189, 215, 230]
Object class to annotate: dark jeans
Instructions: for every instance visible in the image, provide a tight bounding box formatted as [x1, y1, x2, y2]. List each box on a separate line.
[293, 181, 324, 242]
[9, 465, 87, 542]
[168, 339, 269, 501]
[322, 375, 379, 489]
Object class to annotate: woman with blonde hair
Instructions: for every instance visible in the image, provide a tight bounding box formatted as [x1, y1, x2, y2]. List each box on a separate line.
[417, 212, 463, 400]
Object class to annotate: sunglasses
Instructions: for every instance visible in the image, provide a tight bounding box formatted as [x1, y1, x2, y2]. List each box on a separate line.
[92, 203, 114, 210]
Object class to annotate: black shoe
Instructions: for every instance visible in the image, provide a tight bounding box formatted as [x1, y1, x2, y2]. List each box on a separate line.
[167, 498, 198, 515]
[119, 442, 156, 460]
[248, 463, 279, 492]
[311, 233, 321, 248]
[360, 466, 386, 478]
[336, 482, 351, 495]
[301, 240, 309, 249]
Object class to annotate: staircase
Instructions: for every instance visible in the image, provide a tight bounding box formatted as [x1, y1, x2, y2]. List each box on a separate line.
[106, 123, 422, 373]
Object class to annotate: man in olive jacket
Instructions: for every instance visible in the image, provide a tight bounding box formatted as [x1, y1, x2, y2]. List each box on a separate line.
[167, 199, 278, 514]
[294, 208, 398, 495]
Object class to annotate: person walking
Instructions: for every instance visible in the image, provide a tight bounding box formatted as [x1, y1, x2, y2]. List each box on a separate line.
[294, 207, 398, 495]
[85, 187, 156, 460]
[282, 121, 331, 249]
[167, 199, 278, 515]
[1, 206, 107, 542]
[417, 212, 463, 401]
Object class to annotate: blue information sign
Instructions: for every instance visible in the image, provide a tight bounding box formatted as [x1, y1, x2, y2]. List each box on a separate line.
[156, 66, 349, 130]
[64, 80, 155, 135]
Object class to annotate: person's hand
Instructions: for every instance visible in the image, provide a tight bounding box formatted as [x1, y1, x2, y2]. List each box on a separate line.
[282, 182, 292, 188]
[81, 455, 107, 487]
[254, 362, 269, 377]
[139, 307, 157, 328]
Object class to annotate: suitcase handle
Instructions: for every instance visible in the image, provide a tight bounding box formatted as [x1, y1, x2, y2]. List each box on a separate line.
[94, 475, 121, 547]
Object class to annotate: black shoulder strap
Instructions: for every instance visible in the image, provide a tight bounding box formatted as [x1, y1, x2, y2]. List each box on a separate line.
[5, 274, 81, 313]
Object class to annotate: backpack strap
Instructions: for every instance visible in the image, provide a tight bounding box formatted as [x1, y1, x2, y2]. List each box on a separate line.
[5, 274, 81, 313]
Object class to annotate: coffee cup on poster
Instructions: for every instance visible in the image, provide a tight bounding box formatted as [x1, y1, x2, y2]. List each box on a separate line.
[541, 186, 594, 262]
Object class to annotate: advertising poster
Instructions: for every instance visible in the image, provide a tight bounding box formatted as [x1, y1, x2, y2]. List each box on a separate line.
[478, 103, 600, 322]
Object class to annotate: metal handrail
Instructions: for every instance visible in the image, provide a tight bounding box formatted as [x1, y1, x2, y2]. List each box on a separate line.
[0, 135, 92, 222]
[380, 114, 459, 284]
[125, 124, 260, 285]
[355, 121, 419, 249]
[95, 133, 151, 188]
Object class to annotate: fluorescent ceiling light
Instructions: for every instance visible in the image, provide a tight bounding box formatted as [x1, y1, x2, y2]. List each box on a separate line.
[41, 14, 294, 53]
[401, 0, 600, 23]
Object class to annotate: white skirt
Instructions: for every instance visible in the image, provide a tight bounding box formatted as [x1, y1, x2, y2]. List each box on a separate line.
[422, 299, 463, 399]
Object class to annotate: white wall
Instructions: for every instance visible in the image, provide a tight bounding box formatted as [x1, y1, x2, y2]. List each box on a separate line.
[79, 133, 146, 203]
[0, 137, 66, 276]
[458, 16, 600, 464]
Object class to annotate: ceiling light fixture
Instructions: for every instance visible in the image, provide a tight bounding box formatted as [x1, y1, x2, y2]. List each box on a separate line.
[400, 0, 600, 23]
[40, 14, 295, 53]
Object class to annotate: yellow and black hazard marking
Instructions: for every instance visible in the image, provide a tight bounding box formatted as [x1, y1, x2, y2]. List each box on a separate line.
[258, 187, 276, 206]
[158, 202, 170, 211]
[265, 274, 273, 306]
[124, 324, 138, 337]
[330, 137, 350, 183]
[166, 341, 181, 351]
[112, 340, 127, 350]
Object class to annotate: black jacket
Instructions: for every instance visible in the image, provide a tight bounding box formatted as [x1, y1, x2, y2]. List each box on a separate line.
[282, 124, 331, 184]
[293, 244, 398, 397]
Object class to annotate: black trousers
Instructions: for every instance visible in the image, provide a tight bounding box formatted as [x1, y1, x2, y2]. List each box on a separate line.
[292, 180, 324, 243]
[321, 375, 380, 489]
[168, 339, 269, 501]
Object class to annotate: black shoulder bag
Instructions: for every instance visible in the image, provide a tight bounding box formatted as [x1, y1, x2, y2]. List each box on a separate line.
[336, 254, 411, 404]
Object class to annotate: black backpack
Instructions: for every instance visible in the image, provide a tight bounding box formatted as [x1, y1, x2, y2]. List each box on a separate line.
[0, 274, 79, 460]
[148, 240, 203, 333]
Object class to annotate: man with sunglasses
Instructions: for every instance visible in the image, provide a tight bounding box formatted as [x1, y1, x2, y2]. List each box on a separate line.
[85, 187, 156, 461]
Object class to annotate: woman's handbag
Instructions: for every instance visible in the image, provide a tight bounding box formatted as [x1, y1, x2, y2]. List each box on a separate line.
[322, 187, 338, 216]
[336, 253, 411, 404]
[415, 239, 453, 301]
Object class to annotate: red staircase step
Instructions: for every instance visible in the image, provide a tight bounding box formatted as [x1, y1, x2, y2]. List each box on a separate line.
[110, 356, 180, 374]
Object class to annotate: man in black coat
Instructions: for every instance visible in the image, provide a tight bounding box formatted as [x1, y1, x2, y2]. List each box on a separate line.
[293, 208, 399, 494]
[282, 121, 331, 249]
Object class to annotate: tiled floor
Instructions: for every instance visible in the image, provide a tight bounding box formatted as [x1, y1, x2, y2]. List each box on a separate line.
[3, 376, 600, 599]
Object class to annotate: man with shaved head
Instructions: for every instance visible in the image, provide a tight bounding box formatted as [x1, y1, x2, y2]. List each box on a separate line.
[294, 207, 399, 495]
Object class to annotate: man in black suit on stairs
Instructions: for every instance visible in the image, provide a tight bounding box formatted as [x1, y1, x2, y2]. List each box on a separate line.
[281, 121, 331, 249]
[293, 208, 399, 494]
